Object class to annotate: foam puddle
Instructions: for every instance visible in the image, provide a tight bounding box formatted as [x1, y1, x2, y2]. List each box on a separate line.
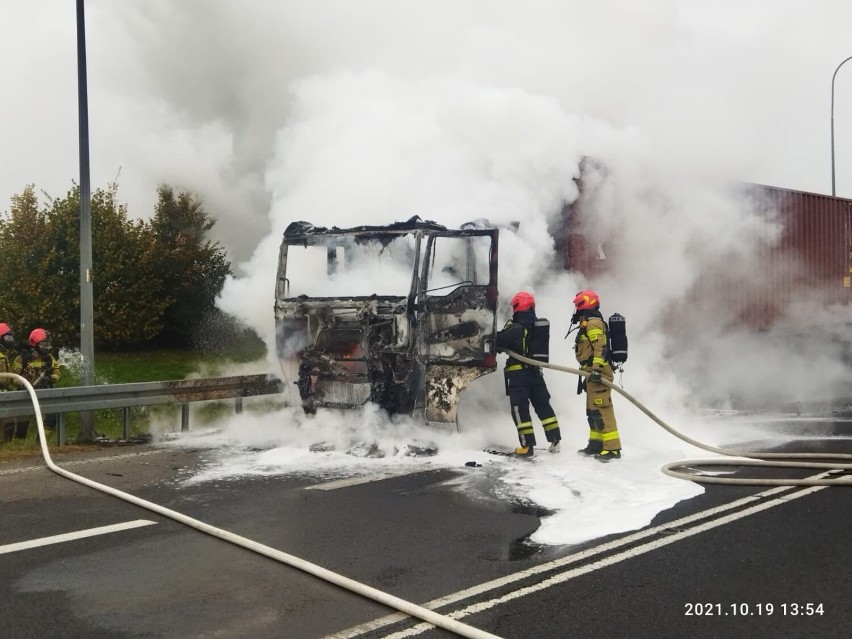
[158, 404, 850, 547]
[158, 405, 715, 547]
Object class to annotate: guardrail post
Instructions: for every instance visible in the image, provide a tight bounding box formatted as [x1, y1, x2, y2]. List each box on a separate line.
[235, 397, 243, 414]
[57, 413, 65, 447]
[123, 408, 131, 440]
[181, 404, 190, 432]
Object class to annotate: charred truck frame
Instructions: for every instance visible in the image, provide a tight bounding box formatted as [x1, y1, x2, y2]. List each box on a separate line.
[274, 217, 499, 425]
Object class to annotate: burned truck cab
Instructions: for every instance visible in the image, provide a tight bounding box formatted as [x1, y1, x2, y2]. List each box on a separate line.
[274, 217, 498, 425]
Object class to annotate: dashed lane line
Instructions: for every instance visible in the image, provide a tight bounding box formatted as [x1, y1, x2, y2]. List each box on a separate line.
[305, 470, 423, 491]
[0, 448, 180, 476]
[0, 519, 157, 555]
[326, 480, 829, 638]
[380, 484, 828, 638]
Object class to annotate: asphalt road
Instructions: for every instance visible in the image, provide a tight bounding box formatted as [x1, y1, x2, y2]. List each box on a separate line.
[1, 423, 850, 639]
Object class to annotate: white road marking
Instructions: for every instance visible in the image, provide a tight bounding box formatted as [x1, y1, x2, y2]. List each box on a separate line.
[384, 485, 827, 638]
[327, 481, 828, 638]
[0, 519, 157, 555]
[305, 470, 420, 491]
[0, 448, 173, 476]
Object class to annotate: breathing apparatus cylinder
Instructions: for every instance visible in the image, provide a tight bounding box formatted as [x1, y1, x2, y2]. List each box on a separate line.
[608, 313, 628, 365]
[529, 319, 550, 363]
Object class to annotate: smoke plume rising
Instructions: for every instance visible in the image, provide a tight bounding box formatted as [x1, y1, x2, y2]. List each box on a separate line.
[3, 1, 852, 414]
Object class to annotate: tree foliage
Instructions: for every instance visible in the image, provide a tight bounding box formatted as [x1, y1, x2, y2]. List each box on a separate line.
[89, 185, 174, 346]
[150, 186, 231, 347]
[0, 186, 64, 340]
[0, 183, 232, 350]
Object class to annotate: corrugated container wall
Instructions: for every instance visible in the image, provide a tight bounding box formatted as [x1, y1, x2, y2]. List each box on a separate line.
[558, 183, 852, 330]
[743, 184, 852, 326]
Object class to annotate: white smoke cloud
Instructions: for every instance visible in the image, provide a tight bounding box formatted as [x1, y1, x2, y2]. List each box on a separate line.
[4, 1, 852, 251]
[3, 0, 852, 411]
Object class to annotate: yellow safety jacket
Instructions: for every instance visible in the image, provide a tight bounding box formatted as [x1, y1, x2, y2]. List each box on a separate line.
[574, 313, 610, 373]
[13, 351, 60, 388]
[0, 349, 17, 391]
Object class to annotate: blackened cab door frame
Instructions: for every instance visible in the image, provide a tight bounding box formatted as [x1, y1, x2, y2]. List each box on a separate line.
[415, 229, 499, 367]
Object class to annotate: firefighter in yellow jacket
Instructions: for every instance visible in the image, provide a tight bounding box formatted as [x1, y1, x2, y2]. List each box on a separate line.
[0, 323, 28, 442]
[12, 328, 61, 437]
[572, 290, 622, 461]
[14, 329, 61, 388]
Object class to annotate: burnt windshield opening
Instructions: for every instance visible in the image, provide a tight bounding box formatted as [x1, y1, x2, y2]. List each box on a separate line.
[281, 236, 417, 299]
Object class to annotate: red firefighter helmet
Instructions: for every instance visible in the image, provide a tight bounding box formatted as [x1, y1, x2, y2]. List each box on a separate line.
[510, 291, 535, 312]
[0, 323, 11, 338]
[573, 289, 600, 311]
[28, 328, 49, 347]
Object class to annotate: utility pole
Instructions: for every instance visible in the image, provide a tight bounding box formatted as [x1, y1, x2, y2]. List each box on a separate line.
[76, 0, 95, 441]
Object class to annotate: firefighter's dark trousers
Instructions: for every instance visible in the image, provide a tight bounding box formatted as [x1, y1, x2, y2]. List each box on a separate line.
[505, 367, 561, 448]
[2, 418, 29, 442]
[583, 366, 621, 452]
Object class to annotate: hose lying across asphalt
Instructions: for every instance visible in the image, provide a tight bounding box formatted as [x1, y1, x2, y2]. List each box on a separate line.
[504, 350, 852, 487]
[9, 350, 849, 636]
[1, 373, 503, 639]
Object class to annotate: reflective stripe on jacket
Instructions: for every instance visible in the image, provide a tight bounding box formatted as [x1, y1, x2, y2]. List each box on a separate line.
[574, 314, 610, 371]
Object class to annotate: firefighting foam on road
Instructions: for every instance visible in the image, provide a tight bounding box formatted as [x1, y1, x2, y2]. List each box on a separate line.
[158, 400, 708, 547]
[158, 400, 851, 546]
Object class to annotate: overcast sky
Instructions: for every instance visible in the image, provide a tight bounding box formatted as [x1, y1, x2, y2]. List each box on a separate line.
[3, 1, 852, 263]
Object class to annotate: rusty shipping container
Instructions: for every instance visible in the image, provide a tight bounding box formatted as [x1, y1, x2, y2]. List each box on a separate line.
[737, 184, 852, 326]
[559, 182, 852, 329]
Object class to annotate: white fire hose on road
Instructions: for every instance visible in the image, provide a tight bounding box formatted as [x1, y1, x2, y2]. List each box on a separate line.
[504, 351, 852, 487]
[1, 372, 503, 639]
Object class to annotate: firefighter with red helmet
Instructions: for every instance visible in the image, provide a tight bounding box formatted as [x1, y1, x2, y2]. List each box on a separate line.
[12, 328, 61, 438]
[572, 290, 622, 461]
[0, 323, 18, 389]
[0, 323, 28, 442]
[14, 328, 60, 388]
[495, 291, 562, 457]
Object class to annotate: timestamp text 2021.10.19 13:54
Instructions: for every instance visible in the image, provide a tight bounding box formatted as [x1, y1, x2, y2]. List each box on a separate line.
[684, 603, 824, 616]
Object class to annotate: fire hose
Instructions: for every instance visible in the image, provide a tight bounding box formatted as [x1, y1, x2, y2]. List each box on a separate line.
[1, 372, 503, 639]
[504, 350, 852, 487]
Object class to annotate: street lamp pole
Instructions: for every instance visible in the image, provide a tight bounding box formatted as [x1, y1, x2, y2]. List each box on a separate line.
[76, 0, 95, 441]
[831, 55, 852, 197]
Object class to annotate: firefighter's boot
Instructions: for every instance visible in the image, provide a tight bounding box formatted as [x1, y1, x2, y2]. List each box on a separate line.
[595, 449, 621, 462]
[577, 442, 602, 456]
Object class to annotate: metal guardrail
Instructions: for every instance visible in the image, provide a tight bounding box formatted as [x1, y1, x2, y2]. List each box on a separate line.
[0, 374, 286, 445]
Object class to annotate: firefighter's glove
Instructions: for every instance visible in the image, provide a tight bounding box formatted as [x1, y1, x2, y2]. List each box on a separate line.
[588, 369, 602, 384]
